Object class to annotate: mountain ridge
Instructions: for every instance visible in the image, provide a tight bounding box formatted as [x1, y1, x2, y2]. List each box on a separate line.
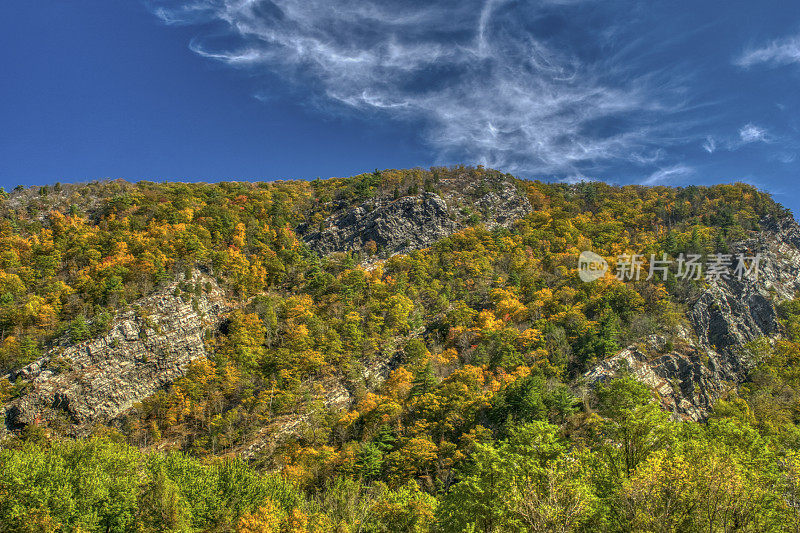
[1, 168, 796, 434]
[5, 168, 800, 531]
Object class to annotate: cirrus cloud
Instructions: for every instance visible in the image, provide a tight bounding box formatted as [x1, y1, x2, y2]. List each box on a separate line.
[739, 123, 770, 144]
[642, 164, 694, 185]
[735, 34, 800, 69]
[149, 0, 692, 176]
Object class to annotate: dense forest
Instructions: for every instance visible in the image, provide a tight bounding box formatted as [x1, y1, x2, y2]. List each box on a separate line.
[1, 167, 799, 532]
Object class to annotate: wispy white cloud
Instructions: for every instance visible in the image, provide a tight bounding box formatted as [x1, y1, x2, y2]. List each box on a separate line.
[735, 34, 800, 68]
[702, 124, 772, 154]
[149, 0, 688, 175]
[739, 123, 770, 144]
[642, 164, 693, 185]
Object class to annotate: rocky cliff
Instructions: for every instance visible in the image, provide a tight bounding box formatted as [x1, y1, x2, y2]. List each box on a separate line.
[300, 175, 532, 258]
[585, 217, 800, 420]
[301, 193, 459, 257]
[2, 270, 227, 435]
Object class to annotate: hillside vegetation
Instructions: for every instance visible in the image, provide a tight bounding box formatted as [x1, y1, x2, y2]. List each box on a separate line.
[2, 167, 800, 532]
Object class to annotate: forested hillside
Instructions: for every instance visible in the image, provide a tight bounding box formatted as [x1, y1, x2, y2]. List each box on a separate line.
[2, 167, 800, 532]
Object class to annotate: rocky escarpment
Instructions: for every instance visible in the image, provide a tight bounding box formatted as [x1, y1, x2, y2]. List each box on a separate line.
[301, 193, 459, 257]
[584, 331, 730, 421]
[300, 176, 532, 258]
[2, 270, 228, 435]
[585, 217, 800, 420]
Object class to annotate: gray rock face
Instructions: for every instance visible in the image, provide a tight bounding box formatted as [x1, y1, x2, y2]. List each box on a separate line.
[471, 179, 535, 230]
[301, 178, 533, 258]
[2, 270, 227, 434]
[585, 217, 800, 420]
[303, 193, 459, 257]
[584, 336, 727, 421]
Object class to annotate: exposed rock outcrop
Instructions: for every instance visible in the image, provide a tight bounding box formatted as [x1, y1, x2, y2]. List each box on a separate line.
[2, 270, 228, 435]
[584, 336, 727, 421]
[300, 176, 532, 258]
[585, 217, 800, 420]
[302, 193, 459, 257]
[469, 178, 535, 230]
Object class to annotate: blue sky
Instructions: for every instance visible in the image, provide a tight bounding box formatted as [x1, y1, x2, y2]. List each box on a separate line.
[2, 1, 799, 216]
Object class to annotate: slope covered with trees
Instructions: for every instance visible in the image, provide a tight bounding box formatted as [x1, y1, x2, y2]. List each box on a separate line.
[1, 167, 799, 531]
